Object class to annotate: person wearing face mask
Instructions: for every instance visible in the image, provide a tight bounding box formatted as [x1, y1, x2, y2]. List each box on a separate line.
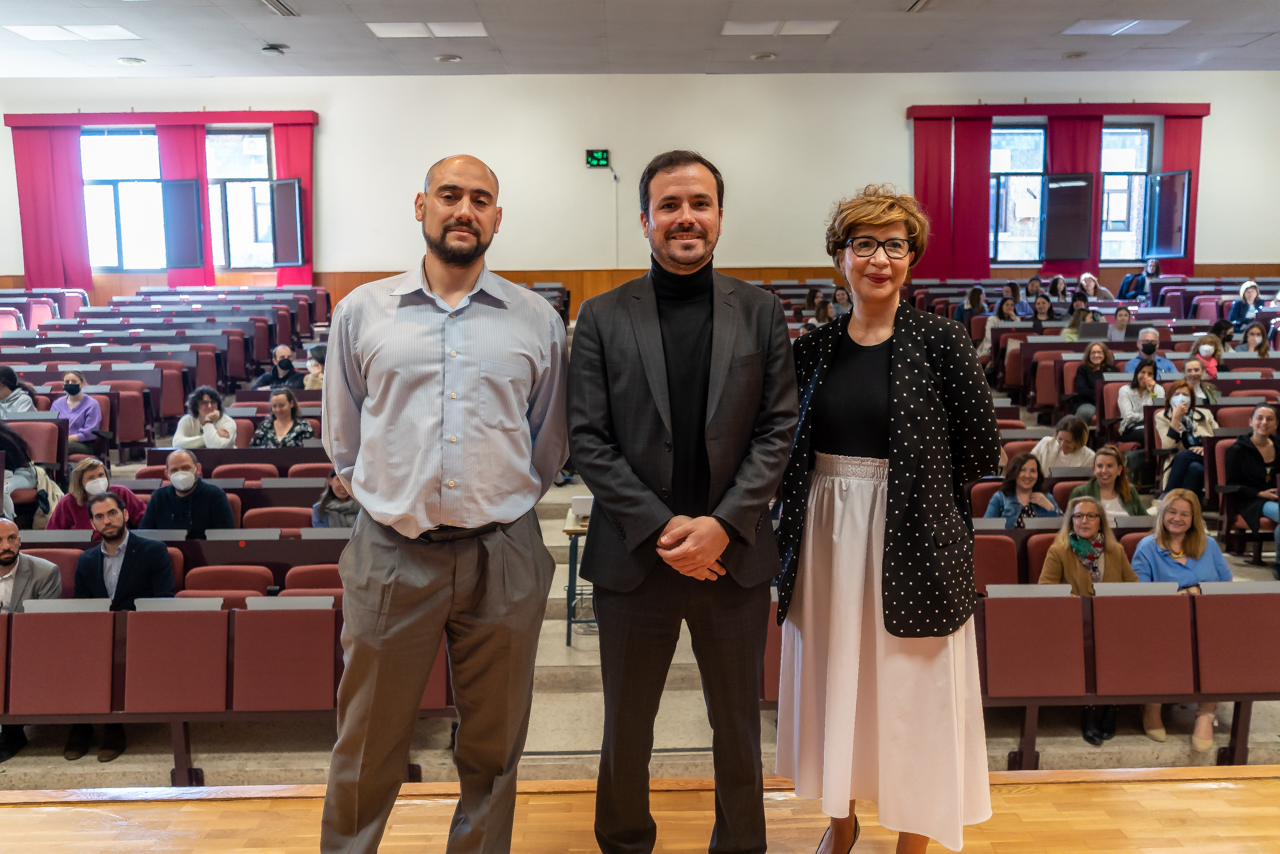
[1123, 328, 1176, 376]
[1229, 281, 1264, 333]
[1154, 381, 1219, 500]
[304, 344, 326, 391]
[1031, 415, 1096, 470]
[1192, 334, 1225, 378]
[1224, 404, 1280, 579]
[47, 457, 147, 535]
[1181, 358, 1219, 405]
[51, 371, 102, 456]
[250, 345, 307, 390]
[1234, 321, 1270, 358]
[1210, 319, 1236, 351]
[1069, 445, 1146, 525]
[137, 448, 234, 538]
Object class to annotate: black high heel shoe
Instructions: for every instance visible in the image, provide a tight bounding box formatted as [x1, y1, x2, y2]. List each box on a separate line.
[816, 815, 860, 854]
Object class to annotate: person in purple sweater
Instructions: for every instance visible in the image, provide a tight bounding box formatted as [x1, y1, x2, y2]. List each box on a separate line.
[51, 371, 102, 456]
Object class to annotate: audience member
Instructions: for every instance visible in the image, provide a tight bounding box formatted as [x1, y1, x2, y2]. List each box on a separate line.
[1155, 381, 1218, 500]
[977, 297, 1018, 359]
[52, 371, 102, 456]
[1107, 305, 1131, 343]
[1032, 415, 1095, 470]
[1047, 275, 1070, 301]
[1069, 290, 1102, 321]
[1069, 445, 1145, 524]
[47, 457, 146, 535]
[312, 469, 361, 528]
[1229, 281, 1263, 332]
[0, 366, 36, 418]
[0, 517, 60, 762]
[1038, 495, 1137, 745]
[1061, 308, 1090, 342]
[250, 345, 306, 390]
[1030, 294, 1054, 323]
[1181, 358, 1219, 405]
[304, 344, 327, 391]
[830, 286, 851, 317]
[955, 287, 986, 325]
[1123, 328, 1176, 375]
[1132, 490, 1230, 751]
[0, 422, 40, 519]
[803, 300, 833, 332]
[68, 492, 176, 762]
[984, 453, 1060, 528]
[803, 287, 820, 311]
[1210, 319, 1236, 350]
[250, 388, 315, 448]
[1004, 281, 1030, 317]
[1024, 276, 1043, 301]
[1193, 334, 1225, 378]
[1235, 321, 1270, 358]
[1117, 258, 1160, 301]
[172, 386, 237, 449]
[1223, 403, 1280, 578]
[1071, 342, 1113, 422]
[1117, 359, 1164, 444]
[138, 449, 235, 538]
[1078, 272, 1114, 301]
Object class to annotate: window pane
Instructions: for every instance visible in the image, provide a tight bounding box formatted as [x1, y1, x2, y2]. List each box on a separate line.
[226, 180, 274, 268]
[995, 175, 1043, 262]
[117, 181, 166, 269]
[991, 128, 1045, 174]
[1146, 171, 1190, 258]
[81, 133, 160, 180]
[84, 184, 119, 268]
[1101, 128, 1150, 173]
[206, 133, 270, 180]
[1101, 175, 1147, 261]
[208, 184, 227, 268]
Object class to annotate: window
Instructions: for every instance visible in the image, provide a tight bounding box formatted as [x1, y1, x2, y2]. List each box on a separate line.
[81, 130, 167, 271]
[206, 131, 274, 269]
[1099, 127, 1152, 261]
[989, 127, 1046, 263]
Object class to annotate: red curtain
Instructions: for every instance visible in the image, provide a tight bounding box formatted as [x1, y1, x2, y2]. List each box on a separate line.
[911, 118, 952, 279]
[1042, 116, 1103, 278]
[951, 118, 992, 279]
[1160, 117, 1203, 278]
[11, 127, 92, 292]
[156, 125, 216, 288]
[273, 124, 314, 286]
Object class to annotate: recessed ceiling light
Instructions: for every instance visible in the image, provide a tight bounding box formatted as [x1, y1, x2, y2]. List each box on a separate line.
[435, 54, 462, 62]
[366, 22, 431, 38]
[427, 22, 487, 38]
[1062, 19, 1189, 36]
[117, 56, 146, 65]
[778, 20, 839, 36]
[722, 21, 780, 36]
[64, 25, 141, 40]
[4, 25, 83, 41]
[1122, 20, 1190, 35]
[751, 52, 777, 61]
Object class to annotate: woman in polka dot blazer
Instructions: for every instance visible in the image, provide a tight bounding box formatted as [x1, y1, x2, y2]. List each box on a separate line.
[773, 186, 1001, 854]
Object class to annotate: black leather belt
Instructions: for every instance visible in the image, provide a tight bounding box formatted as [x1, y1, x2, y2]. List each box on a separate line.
[418, 522, 501, 543]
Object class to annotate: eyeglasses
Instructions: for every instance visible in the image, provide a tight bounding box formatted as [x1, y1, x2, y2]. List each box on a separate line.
[1072, 513, 1101, 521]
[845, 236, 913, 259]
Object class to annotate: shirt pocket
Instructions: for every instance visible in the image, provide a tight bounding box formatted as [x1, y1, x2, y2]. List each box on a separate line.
[479, 358, 529, 432]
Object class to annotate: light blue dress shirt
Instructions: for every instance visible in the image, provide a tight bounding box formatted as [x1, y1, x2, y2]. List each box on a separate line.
[1131, 534, 1232, 590]
[101, 530, 129, 600]
[323, 263, 568, 539]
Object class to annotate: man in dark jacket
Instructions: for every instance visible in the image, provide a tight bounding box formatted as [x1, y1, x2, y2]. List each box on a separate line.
[250, 345, 306, 390]
[68, 491, 175, 761]
[0, 517, 61, 762]
[138, 449, 235, 538]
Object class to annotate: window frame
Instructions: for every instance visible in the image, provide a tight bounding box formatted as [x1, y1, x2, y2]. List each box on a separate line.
[81, 128, 167, 274]
[204, 128, 276, 271]
[989, 124, 1048, 265]
[1099, 123, 1155, 263]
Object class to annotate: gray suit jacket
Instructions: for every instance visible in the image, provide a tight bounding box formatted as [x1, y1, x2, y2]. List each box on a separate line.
[567, 271, 798, 592]
[3, 553, 62, 613]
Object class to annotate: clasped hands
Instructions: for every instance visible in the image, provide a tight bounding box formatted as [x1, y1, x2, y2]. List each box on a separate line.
[656, 515, 729, 582]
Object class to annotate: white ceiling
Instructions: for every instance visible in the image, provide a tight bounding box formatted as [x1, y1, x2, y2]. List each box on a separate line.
[0, 0, 1278, 77]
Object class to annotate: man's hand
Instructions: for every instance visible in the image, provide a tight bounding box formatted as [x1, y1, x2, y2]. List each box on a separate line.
[657, 516, 730, 577]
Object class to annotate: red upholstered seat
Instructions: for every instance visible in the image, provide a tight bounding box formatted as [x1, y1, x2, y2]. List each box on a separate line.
[970, 481, 1001, 517]
[289, 462, 333, 479]
[1026, 533, 1056, 584]
[234, 419, 255, 448]
[101, 380, 149, 448]
[212, 463, 279, 482]
[243, 506, 312, 529]
[972, 535, 1018, 594]
[24, 549, 84, 598]
[176, 589, 263, 610]
[983, 597, 1085, 697]
[227, 492, 242, 527]
[1119, 531, 1147, 561]
[1002, 440, 1038, 460]
[1052, 480, 1086, 510]
[168, 547, 185, 590]
[8, 420, 60, 465]
[285, 563, 341, 589]
[996, 419, 1026, 431]
[185, 564, 273, 595]
[1216, 406, 1254, 429]
[1231, 388, 1280, 401]
[232, 608, 336, 711]
[136, 465, 168, 480]
[124, 609, 228, 712]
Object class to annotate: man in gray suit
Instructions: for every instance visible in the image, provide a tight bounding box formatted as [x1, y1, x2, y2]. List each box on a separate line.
[568, 150, 797, 854]
[0, 517, 61, 761]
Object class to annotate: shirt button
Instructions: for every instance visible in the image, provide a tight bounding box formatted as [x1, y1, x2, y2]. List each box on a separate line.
[450, 392, 457, 399]
[450, 313, 456, 318]
[447, 480, 456, 488]
[450, 436, 457, 443]
[450, 350, 457, 357]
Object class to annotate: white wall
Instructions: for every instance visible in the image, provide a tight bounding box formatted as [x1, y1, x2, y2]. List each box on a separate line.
[0, 70, 1277, 275]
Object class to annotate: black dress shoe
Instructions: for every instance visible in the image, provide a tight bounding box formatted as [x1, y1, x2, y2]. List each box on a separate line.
[98, 724, 126, 763]
[1099, 705, 1118, 740]
[64, 724, 93, 761]
[0, 730, 27, 763]
[1081, 706, 1105, 746]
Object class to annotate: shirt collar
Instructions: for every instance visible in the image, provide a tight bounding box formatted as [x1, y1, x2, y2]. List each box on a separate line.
[102, 530, 129, 557]
[391, 260, 511, 310]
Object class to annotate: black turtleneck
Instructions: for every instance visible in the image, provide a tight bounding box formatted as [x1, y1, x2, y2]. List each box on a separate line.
[651, 256, 714, 518]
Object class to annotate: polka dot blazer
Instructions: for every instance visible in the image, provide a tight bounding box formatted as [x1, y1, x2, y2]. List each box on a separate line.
[774, 301, 1001, 638]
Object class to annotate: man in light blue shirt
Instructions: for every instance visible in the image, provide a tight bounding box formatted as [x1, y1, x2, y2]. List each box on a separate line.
[1123, 327, 1178, 376]
[321, 155, 568, 854]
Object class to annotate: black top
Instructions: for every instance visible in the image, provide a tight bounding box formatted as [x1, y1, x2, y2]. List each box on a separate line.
[73, 533, 176, 611]
[651, 257, 714, 518]
[250, 368, 306, 390]
[1225, 433, 1278, 531]
[0, 430, 31, 469]
[810, 331, 891, 459]
[138, 478, 235, 539]
[1073, 364, 1106, 412]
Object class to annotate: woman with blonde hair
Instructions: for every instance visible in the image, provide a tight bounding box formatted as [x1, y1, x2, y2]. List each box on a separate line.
[46, 457, 146, 534]
[1230, 280, 1263, 332]
[1131, 490, 1231, 748]
[777, 184, 997, 854]
[1078, 272, 1114, 301]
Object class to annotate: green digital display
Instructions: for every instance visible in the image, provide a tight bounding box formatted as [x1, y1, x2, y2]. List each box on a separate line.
[586, 149, 610, 168]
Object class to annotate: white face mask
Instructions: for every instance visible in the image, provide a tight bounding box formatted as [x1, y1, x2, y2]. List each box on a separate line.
[84, 477, 109, 496]
[1170, 394, 1192, 410]
[1199, 345, 1215, 358]
[307, 359, 322, 374]
[169, 470, 197, 492]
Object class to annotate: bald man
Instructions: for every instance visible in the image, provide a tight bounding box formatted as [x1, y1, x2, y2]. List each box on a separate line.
[321, 156, 568, 853]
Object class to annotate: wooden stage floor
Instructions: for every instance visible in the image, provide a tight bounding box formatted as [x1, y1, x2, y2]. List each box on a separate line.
[0, 767, 1278, 853]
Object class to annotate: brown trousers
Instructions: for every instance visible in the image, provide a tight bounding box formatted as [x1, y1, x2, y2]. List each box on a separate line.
[320, 510, 554, 854]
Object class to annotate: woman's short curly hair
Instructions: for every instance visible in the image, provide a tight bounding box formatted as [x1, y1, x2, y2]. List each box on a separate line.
[825, 184, 930, 267]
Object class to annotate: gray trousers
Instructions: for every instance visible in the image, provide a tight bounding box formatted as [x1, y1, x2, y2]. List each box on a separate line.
[321, 509, 554, 854]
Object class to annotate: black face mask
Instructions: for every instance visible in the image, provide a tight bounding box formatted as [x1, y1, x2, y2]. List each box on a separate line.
[64, 382, 81, 396]
[1140, 341, 1158, 356]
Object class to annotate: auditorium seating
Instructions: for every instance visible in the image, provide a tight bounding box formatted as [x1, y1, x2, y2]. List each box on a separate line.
[178, 564, 273, 609]
[288, 462, 332, 478]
